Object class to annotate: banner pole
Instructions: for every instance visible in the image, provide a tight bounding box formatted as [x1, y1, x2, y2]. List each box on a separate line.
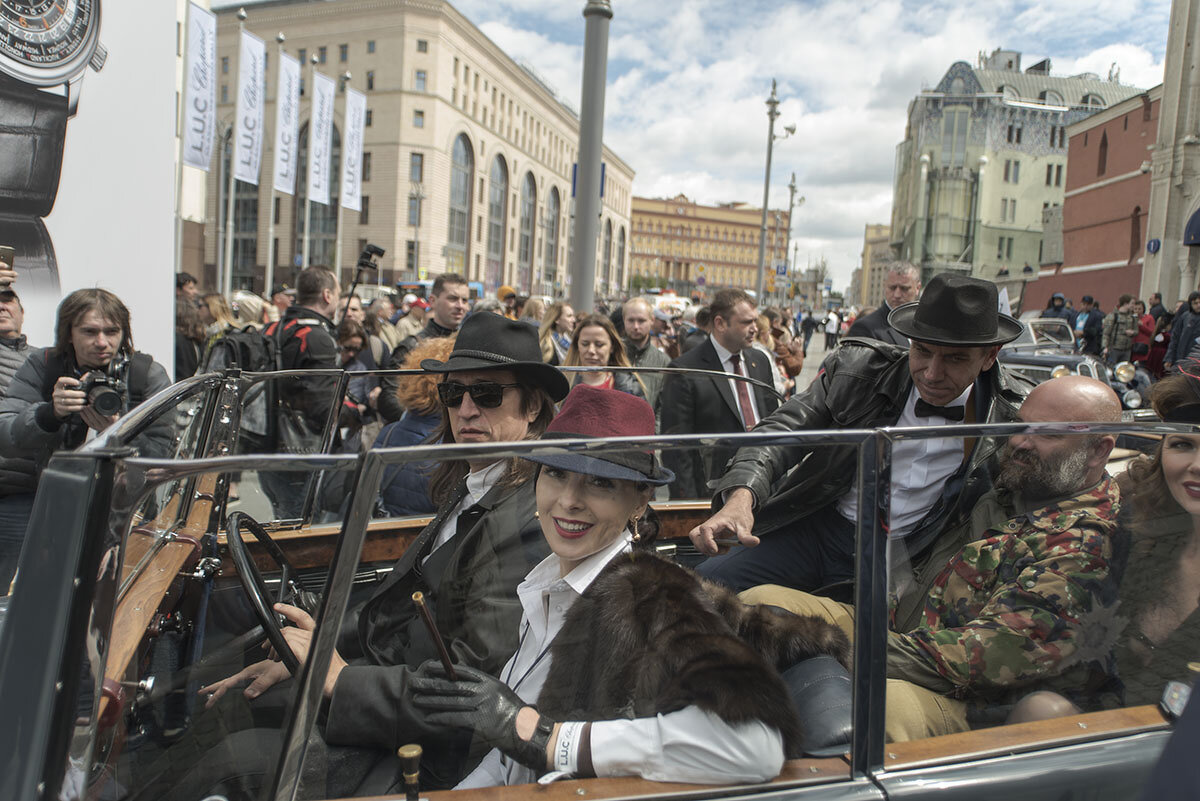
[222, 10, 246, 296]
[174, 4, 191, 279]
[302, 54, 314, 270]
[265, 34, 284, 296]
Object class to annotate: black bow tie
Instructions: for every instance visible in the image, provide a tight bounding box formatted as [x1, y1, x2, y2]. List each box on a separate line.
[914, 398, 965, 421]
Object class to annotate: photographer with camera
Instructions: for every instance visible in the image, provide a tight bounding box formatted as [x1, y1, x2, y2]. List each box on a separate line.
[0, 289, 170, 586]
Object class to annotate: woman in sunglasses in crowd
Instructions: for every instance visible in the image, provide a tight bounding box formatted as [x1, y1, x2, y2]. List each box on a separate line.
[563, 313, 649, 400]
[410, 385, 849, 787]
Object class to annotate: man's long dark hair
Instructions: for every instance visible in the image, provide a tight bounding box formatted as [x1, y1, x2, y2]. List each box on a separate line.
[427, 378, 557, 505]
[53, 288, 134, 361]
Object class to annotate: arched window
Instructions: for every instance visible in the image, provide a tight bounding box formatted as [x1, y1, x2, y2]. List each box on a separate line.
[517, 172, 535, 293]
[1039, 89, 1064, 105]
[601, 218, 613, 289]
[294, 122, 341, 269]
[1082, 94, 1106, 109]
[447, 134, 474, 275]
[486, 155, 507, 291]
[1098, 131, 1108, 176]
[1130, 206, 1142, 262]
[543, 187, 560, 292]
[221, 129, 260, 290]
[616, 226, 626, 290]
[998, 85, 1020, 100]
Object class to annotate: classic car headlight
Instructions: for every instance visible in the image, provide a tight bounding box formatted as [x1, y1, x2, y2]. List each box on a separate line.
[1123, 389, 1143, 409]
[1113, 361, 1137, 384]
[1050, 364, 1072, 379]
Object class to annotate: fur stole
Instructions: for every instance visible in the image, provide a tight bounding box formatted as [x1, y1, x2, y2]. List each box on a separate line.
[535, 551, 851, 758]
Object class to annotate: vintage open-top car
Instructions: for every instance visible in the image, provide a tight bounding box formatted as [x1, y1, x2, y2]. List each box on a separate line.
[0, 365, 1191, 801]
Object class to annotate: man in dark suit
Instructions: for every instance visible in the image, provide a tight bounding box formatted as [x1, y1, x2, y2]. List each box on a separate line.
[660, 288, 780, 499]
[201, 312, 568, 793]
[690, 274, 1030, 594]
[846, 261, 921, 346]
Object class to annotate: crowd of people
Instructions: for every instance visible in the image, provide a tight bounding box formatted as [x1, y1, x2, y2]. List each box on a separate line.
[2, 261, 1197, 796]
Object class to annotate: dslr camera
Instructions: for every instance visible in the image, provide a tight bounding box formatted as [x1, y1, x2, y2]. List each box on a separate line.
[78, 355, 129, 417]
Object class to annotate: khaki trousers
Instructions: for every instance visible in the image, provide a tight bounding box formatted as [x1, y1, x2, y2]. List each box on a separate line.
[740, 584, 969, 742]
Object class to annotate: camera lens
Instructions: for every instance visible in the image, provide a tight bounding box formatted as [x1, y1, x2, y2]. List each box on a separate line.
[89, 386, 122, 416]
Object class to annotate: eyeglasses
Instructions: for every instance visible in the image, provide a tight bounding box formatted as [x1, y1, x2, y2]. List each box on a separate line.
[339, 344, 361, 354]
[437, 380, 520, 408]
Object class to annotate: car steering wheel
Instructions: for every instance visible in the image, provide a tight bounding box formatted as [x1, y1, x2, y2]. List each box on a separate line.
[225, 511, 320, 674]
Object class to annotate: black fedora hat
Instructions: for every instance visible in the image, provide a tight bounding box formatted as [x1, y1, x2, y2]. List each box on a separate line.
[888, 273, 1022, 347]
[524, 384, 674, 485]
[420, 311, 570, 401]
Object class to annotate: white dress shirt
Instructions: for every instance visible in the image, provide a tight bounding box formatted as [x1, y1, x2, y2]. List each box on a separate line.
[836, 384, 970, 539]
[457, 534, 784, 788]
[709, 335, 760, 427]
[424, 460, 505, 565]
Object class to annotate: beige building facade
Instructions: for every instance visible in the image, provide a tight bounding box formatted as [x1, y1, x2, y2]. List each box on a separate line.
[207, 0, 633, 297]
[629, 194, 790, 299]
[859, 223, 892, 306]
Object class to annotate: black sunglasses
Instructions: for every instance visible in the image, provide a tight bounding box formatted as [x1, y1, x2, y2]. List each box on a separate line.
[437, 380, 520, 408]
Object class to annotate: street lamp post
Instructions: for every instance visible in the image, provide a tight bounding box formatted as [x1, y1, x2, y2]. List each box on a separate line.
[755, 80, 794, 300]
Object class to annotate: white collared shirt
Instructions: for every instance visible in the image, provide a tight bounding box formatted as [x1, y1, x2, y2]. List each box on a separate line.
[709, 334, 760, 427]
[457, 534, 784, 788]
[424, 460, 506, 564]
[836, 384, 970, 538]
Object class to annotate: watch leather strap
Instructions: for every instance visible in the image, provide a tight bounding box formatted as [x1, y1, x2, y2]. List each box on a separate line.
[0, 74, 68, 218]
[0, 214, 60, 295]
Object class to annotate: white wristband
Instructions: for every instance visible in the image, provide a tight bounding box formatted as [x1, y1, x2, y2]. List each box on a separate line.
[553, 720, 585, 775]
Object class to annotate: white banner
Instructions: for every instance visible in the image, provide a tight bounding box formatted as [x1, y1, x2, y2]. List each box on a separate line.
[340, 88, 366, 211]
[272, 52, 301, 195]
[232, 29, 266, 185]
[308, 70, 336, 205]
[181, 3, 216, 170]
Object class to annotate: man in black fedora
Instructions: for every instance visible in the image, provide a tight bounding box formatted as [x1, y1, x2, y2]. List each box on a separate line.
[200, 312, 569, 794]
[689, 273, 1032, 594]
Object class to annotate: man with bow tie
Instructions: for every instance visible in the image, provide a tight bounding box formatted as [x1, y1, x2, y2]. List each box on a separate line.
[690, 273, 1032, 594]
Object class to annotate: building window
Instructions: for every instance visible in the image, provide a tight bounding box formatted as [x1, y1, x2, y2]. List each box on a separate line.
[318, 46, 327, 64]
[1046, 164, 1053, 186]
[415, 70, 426, 92]
[360, 196, 370, 225]
[1082, 94, 1105, 109]
[366, 71, 375, 91]
[408, 193, 421, 227]
[601, 219, 613, 285]
[996, 236, 1013, 260]
[616, 226, 626, 289]
[1001, 198, 1008, 220]
[339, 43, 348, 62]
[1003, 159, 1020, 183]
[298, 48, 307, 65]
[1098, 131, 1109, 175]
[518, 172, 536, 291]
[221, 56, 229, 74]
[941, 108, 969, 167]
[1055, 164, 1063, 186]
[406, 240, 419, 274]
[447, 134, 474, 273]
[544, 187, 560, 287]
[1006, 124, 1022, 144]
[366, 40, 375, 54]
[361, 152, 371, 182]
[274, 195, 280, 224]
[413, 109, 424, 128]
[220, 84, 228, 104]
[410, 152, 424, 182]
[364, 108, 372, 126]
[486, 156, 508, 290]
[416, 39, 428, 53]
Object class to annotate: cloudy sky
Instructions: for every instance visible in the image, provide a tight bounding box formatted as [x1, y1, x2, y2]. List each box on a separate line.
[222, 0, 1172, 291]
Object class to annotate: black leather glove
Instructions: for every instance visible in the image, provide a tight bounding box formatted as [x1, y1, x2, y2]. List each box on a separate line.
[409, 662, 552, 771]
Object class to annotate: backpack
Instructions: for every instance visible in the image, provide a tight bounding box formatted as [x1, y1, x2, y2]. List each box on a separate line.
[202, 325, 277, 373]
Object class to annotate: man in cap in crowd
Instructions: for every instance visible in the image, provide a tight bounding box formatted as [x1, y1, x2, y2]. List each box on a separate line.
[393, 274, 470, 363]
[690, 273, 1031, 594]
[271, 283, 295, 317]
[742, 375, 1124, 740]
[202, 311, 568, 792]
[496, 285, 518, 320]
[393, 293, 423, 339]
[846, 262, 921, 346]
[621, 297, 670, 409]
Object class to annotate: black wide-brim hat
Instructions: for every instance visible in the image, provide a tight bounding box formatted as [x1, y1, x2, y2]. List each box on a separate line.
[888, 273, 1022, 347]
[523, 384, 674, 485]
[420, 311, 570, 401]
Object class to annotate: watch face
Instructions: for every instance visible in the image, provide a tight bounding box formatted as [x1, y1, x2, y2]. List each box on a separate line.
[0, 0, 100, 85]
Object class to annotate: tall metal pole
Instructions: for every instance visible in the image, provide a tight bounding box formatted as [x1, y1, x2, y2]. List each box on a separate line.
[755, 80, 780, 300]
[333, 71, 351, 284]
[223, 8, 247, 296]
[215, 122, 227, 291]
[173, 4, 190, 278]
[569, 0, 612, 315]
[302, 53, 317, 270]
[265, 32, 285, 297]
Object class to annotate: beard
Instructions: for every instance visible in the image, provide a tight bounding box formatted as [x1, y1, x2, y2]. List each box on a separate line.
[996, 441, 1093, 501]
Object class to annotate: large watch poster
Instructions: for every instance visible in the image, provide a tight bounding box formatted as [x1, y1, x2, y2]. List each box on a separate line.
[0, 0, 176, 369]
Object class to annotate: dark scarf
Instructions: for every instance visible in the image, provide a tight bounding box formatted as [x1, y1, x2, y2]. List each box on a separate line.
[536, 552, 850, 758]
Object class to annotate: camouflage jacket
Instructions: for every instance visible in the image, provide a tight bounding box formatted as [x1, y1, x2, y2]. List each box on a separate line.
[887, 477, 1122, 710]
